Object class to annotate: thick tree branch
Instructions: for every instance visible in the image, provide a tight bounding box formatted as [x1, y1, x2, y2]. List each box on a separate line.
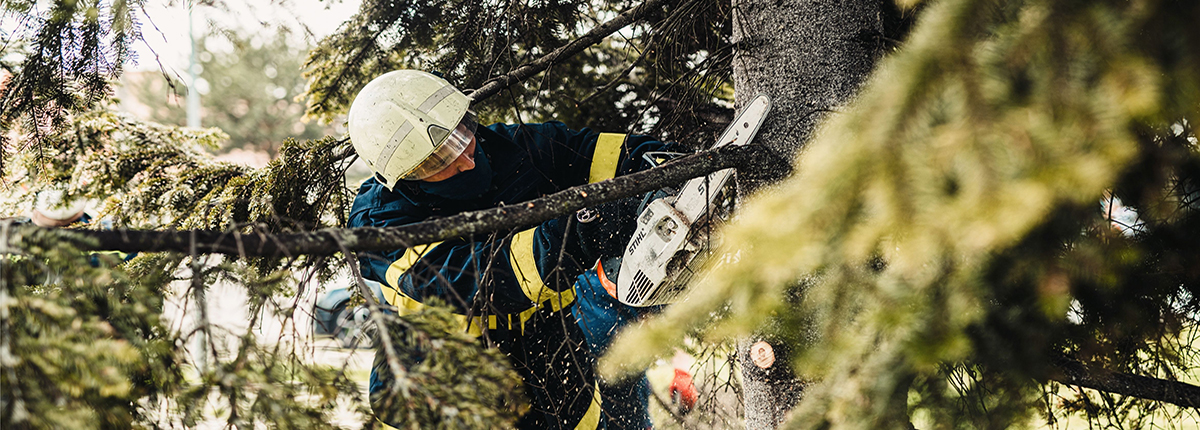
[469, 0, 677, 103]
[1048, 356, 1200, 409]
[3, 144, 788, 258]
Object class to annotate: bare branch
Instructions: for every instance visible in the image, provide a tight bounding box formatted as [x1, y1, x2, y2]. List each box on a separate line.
[469, 0, 678, 104]
[3, 144, 787, 258]
[335, 238, 412, 397]
[1048, 356, 1200, 409]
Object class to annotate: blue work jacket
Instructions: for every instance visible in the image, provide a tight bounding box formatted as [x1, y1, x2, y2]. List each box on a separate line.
[350, 122, 668, 320]
[350, 121, 669, 430]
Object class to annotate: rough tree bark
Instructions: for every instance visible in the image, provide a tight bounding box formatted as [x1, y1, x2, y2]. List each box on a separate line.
[730, 0, 886, 427]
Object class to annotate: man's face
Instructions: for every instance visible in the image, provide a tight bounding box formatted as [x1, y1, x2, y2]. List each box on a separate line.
[421, 125, 477, 183]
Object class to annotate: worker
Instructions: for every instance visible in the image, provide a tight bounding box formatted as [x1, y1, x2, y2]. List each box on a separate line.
[346, 69, 674, 429]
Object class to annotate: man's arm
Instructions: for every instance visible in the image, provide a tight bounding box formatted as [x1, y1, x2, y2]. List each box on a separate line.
[489, 122, 675, 186]
[350, 180, 594, 315]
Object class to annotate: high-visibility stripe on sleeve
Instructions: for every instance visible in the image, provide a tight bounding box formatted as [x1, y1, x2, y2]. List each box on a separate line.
[509, 228, 560, 305]
[576, 383, 603, 430]
[381, 241, 494, 336]
[384, 241, 442, 293]
[588, 133, 626, 184]
[377, 235, 576, 336]
[509, 227, 577, 334]
[379, 283, 489, 337]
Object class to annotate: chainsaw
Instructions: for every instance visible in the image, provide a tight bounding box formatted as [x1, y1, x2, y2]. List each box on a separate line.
[613, 94, 771, 307]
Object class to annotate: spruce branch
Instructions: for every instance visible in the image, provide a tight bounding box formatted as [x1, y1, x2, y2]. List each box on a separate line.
[469, 0, 679, 104]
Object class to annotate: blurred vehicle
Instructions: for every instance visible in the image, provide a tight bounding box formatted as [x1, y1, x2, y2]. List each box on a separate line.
[313, 280, 385, 349]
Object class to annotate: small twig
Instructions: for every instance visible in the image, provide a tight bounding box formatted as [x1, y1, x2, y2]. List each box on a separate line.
[334, 236, 411, 397]
[189, 229, 212, 372]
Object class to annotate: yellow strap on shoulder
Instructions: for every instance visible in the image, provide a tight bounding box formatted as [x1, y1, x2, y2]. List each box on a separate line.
[588, 133, 626, 184]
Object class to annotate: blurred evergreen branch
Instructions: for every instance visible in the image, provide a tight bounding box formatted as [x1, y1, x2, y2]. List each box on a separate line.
[605, 0, 1200, 428]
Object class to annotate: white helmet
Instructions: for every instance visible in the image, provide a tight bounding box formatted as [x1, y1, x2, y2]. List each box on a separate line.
[348, 70, 478, 189]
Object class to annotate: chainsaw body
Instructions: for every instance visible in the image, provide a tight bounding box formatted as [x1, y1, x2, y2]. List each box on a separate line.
[614, 95, 771, 306]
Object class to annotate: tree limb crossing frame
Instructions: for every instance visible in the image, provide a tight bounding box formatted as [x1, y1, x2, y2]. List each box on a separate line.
[1048, 356, 1200, 409]
[3, 144, 783, 258]
[6, 0, 1198, 413]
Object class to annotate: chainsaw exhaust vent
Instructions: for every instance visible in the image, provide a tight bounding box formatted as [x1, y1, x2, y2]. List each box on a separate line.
[626, 270, 655, 304]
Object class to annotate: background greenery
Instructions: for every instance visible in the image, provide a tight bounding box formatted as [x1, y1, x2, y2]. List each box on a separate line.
[124, 28, 334, 157]
[2, 0, 1200, 428]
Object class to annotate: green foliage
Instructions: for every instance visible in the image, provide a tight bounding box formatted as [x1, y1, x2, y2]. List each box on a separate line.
[127, 29, 333, 156]
[2, 108, 354, 235]
[301, 0, 736, 144]
[0, 0, 142, 173]
[607, 0, 1200, 428]
[370, 299, 527, 429]
[1, 225, 182, 429]
[2, 109, 228, 216]
[2, 59, 363, 430]
[11, 0, 1200, 427]
[1, 226, 370, 429]
[3, 1, 593, 429]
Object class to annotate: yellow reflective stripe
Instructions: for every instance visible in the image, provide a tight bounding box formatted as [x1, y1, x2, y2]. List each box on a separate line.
[379, 283, 488, 337]
[576, 383, 603, 430]
[588, 133, 625, 183]
[381, 241, 489, 336]
[509, 226, 580, 334]
[380, 282, 576, 337]
[383, 241, 442, 293]
[509, 228, 559, 304]
[514, 287, 576, 335]
[375, 228, 579, 337]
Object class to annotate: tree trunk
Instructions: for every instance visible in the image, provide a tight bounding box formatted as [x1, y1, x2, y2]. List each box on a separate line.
[731, 0, 885, 427]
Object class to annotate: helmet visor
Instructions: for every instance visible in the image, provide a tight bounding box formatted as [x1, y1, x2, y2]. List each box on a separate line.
[402, 112, 479, 180]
